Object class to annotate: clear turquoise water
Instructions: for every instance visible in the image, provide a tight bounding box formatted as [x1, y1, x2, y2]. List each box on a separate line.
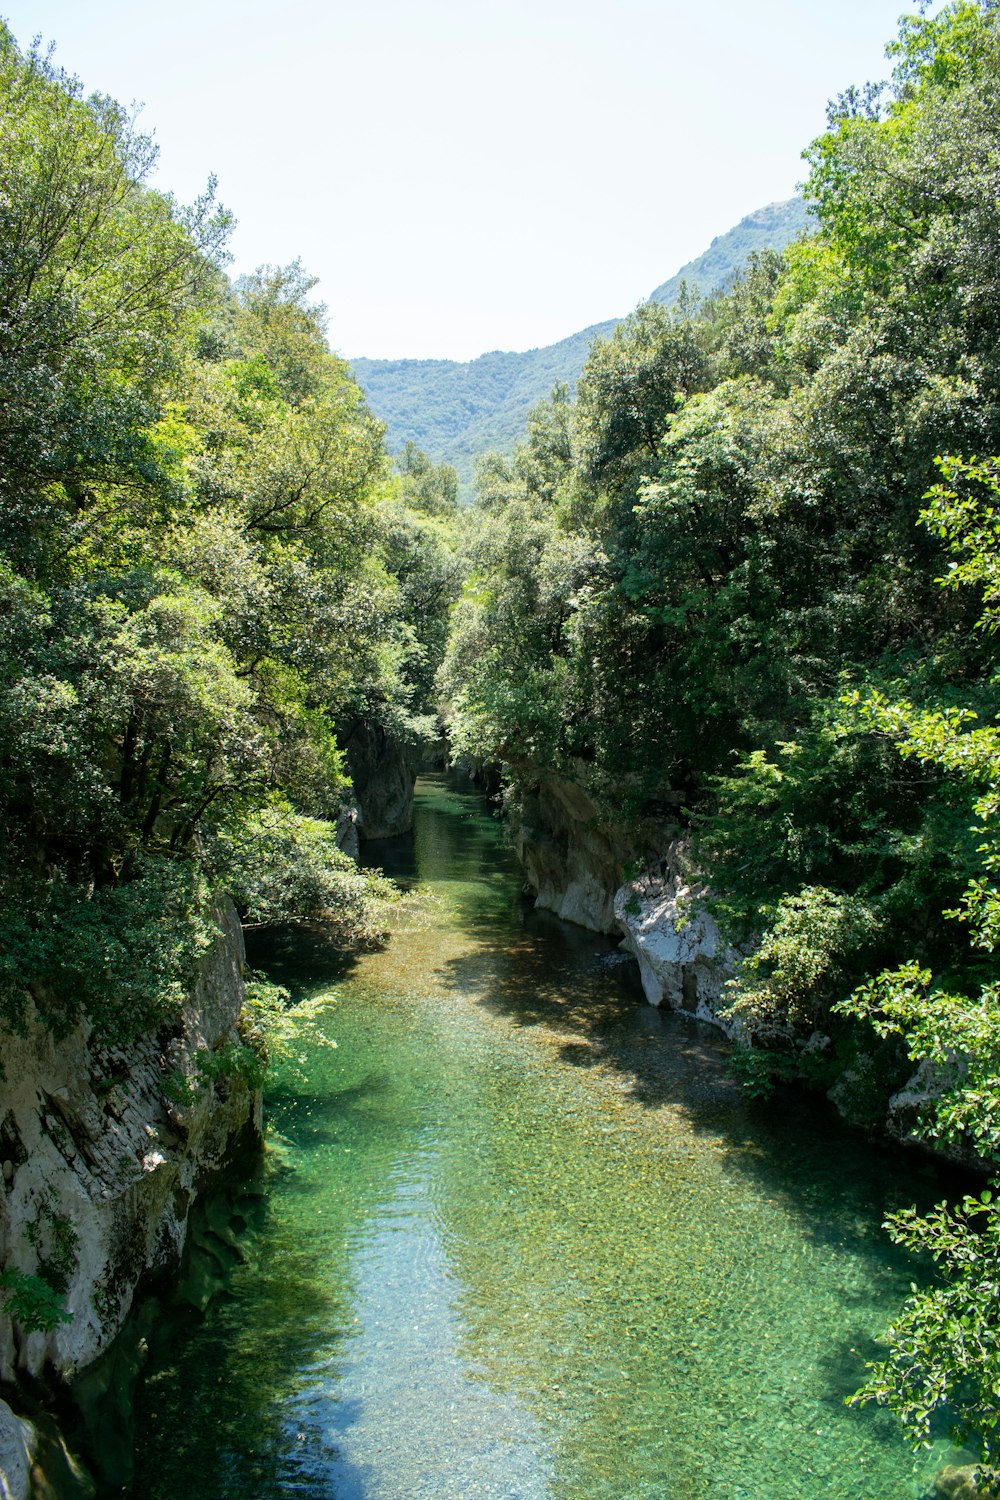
[129, 774, 961, 1499]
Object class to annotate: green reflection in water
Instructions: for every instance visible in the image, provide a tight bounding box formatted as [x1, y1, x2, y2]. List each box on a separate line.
[131, 774, 960, 1499]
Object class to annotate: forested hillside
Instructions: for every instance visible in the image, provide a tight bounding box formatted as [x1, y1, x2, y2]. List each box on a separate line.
[351, 197, 809, 497]
[440, 0, 1000, 1462]
[0, 27, 458, 1051]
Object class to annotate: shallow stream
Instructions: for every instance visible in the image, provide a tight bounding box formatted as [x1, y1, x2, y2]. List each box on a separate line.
[129, 774, 961, 1498]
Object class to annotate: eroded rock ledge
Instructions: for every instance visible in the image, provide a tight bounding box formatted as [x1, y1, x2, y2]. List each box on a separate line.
[515, 774, 630, 934]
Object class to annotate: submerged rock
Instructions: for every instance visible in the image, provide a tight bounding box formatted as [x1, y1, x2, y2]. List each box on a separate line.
[935, 1464, 1000, 1499]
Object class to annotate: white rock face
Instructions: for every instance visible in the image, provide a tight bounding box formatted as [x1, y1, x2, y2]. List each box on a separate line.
[516, 775, 627, 934]
[883, 1056, 987, 1168]
[0, 898, 262, 1383]
[0, 1399, 34, 1500]
[614, 862, 739, 1033]
[531, 863, 617, 934]
[512, 777, 741, 1032]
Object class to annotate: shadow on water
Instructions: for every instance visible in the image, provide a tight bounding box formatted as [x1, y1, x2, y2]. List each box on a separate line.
[119, 1146, 387, 1500]
[472, 927, 953, 1260]
[263, 1070, 398, 1155]
[418, 782, 959, 1269]
[246, 922, 365, 996]
[68, 1146, 372, 1499]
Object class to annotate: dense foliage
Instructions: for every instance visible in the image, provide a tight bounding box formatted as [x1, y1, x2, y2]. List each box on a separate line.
[439, 1, 1000, 1461]
[0, 30, 455, 1046]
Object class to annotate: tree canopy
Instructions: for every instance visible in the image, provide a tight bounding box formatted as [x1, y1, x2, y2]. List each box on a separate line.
[0, 27, 456, 1045]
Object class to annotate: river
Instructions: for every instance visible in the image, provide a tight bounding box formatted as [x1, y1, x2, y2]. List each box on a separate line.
[126, 774, 961, 1499]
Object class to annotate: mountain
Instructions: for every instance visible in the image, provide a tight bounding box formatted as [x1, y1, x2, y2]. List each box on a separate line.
[350, 197, 812, 497]
[647, 196, 812, 308]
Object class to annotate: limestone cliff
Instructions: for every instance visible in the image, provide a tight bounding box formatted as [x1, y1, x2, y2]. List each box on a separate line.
[512, 772, 986, 1170]
[341, 720, 422, 841]
[514, 775, 629, 934]
[613, 858, 992, 1167]
[613, 857, 740, 1031]
[0, 1398, 35, 1500]
[0, 898, 262, 1391]
[511, 775, 741, 1027]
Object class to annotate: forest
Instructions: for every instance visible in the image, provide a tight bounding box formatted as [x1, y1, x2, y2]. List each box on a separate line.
[3, 0, 1000, 1487]
[0, 27, 461, 1054]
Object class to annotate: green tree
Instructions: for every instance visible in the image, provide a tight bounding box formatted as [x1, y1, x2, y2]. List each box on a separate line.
[440, 390, 602, 771]
[834, 457, 1000, 1461]
[0, 26, 230, 577]
[574, 300, 711, 500]
[0, 33, 410, 1044]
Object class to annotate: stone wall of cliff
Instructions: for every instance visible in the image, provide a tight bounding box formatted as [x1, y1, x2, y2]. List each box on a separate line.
[341, 720, 422, 841]
[512, 773, 977, 1165]
[613, 856, 741, 1032]
[514, 774, 631, 934]
[516, 798, 742, 1036]
[0, 898, 262, 1392]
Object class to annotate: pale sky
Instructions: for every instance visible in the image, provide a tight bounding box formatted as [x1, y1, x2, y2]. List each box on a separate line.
[4, 1, 927, 361]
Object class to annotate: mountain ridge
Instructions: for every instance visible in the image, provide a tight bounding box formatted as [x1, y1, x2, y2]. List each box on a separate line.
[351, 197, 812, 494]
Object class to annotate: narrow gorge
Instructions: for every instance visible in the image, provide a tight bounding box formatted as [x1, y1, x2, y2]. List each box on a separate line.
[6, 4, 1000, 1494]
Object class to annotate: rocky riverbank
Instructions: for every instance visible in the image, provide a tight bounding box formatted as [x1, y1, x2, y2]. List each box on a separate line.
[511, 769, 988, 1169]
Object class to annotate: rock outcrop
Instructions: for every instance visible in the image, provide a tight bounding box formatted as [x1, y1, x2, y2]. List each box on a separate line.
[613, 856, 740, 1032]
[334, 798, 361, 861]
[934, 1464, 1000, 1499]
[511, 771, 737, 1023]
[0, 1398, 33, 1500]
[0, 899, 262, 1388]
[883, 1056, 991, 1169]
[511, 777, 739, 1025]
[342, 720, 421, 840]
[515, 775, 628, 934]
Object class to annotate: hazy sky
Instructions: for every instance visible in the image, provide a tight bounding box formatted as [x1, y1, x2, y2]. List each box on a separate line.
[4, 1, 926, 361]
